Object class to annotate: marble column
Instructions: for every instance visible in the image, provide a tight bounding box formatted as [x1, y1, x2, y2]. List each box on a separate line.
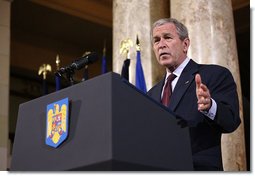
[113, 0, 169, 90]
[171, 0, 246, 171]
[0, 0, 11, 170]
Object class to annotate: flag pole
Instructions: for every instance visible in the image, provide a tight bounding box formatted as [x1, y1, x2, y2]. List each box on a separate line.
[38, 64, 52, 95]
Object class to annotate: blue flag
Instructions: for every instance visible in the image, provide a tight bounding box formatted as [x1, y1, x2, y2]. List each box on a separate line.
[101, 41, 107, 74]
[135, 36, 147, 93]
[55, 55, 61, 91]
[55, 75, 61, 91]
[101, 54, 107, 74]
[135, 50, 147, 93]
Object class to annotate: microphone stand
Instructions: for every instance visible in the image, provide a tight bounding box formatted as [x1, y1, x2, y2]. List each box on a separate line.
[66, 69, 75, 86]
[81, 65, 89, 82]
[56, 66, 75, 86]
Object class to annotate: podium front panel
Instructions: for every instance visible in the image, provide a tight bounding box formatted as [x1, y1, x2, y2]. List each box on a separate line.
[11, 72, 193, 171]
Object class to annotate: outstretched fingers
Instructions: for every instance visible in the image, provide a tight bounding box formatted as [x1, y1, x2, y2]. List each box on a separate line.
[195, 74, 211, 111]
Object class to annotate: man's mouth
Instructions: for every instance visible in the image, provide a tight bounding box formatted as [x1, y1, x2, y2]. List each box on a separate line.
[159, 52, 170, 57]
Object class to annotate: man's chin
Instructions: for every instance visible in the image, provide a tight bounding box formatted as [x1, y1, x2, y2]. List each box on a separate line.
[160, 60, 172, 67]
[160, 61, 176, 71]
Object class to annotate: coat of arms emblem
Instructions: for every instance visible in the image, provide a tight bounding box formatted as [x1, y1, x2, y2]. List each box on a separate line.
[46, 98, 69, 148]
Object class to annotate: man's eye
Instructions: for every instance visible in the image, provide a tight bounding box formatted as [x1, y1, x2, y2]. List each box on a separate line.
[165, 36, 172, 40]
[153, 38, 160, 44]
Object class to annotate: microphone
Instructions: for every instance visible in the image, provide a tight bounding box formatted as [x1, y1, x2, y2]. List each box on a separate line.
[70, 52, 99, 70]
[56, 52, 99, 76]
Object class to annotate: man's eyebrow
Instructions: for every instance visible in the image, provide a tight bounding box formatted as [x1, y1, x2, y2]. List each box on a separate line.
[162, 32, 173, 36]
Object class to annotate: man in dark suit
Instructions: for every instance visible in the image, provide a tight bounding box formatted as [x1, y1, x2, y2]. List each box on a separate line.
[147, 18, 241, 171]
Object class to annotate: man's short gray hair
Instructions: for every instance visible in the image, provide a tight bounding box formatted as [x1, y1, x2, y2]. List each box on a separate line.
[151, 18, 189, 41]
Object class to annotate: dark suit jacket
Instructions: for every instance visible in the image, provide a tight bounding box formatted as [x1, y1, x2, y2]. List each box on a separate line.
[147, 59, 241, 171]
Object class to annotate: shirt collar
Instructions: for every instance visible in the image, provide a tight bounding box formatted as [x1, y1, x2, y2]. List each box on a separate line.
[166, 57, 190, 78]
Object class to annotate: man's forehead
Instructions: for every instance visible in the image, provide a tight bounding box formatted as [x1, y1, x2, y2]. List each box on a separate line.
[153, 24, 177, 36]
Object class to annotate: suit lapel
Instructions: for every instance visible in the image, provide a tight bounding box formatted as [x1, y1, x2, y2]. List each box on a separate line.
[169, 59, 199, 111]
[152, 78, 165, 102]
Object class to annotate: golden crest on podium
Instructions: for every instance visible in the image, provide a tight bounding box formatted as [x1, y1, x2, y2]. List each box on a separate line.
[46, 98, 69, 148]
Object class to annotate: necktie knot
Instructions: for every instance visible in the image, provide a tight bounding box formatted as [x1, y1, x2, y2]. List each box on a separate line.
[161, 74, 176, 107]
[167, 73, 177, 82]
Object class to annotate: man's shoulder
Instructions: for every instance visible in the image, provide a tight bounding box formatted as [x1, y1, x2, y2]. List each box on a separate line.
[187, 59, 233, 80]
[196, 63, 234, 84]
[198, 63, 230, 74]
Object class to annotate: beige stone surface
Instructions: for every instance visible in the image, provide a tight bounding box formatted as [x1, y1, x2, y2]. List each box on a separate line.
[171, 0, 246, 171]
[0, 54, 10, 86]
[0, 146, 8, 170]
[0, 26, 10, 56]
[112, 0, 169, 90]
[0, 85, 9, 117]
[0, 0, 10, 171]
[0, 115, 8, 146]
[0, 0, 10, 26]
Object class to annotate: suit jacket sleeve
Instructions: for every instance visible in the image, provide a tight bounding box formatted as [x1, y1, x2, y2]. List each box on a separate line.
[204, 66, 241, 133]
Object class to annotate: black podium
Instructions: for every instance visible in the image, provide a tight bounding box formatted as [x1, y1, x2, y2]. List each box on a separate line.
[11, 72, 193, 171]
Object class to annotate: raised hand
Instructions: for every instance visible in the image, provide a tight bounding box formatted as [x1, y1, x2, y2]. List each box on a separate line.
[195, 74, 212, 111]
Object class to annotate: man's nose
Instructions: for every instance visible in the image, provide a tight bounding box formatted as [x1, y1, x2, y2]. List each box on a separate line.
[158, 38, 167, 48]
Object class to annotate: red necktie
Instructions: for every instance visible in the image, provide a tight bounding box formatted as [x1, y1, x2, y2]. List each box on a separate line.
[161, 74, 176, 106]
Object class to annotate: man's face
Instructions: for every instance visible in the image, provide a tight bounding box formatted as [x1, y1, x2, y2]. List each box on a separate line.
[152, 23, 189, 71]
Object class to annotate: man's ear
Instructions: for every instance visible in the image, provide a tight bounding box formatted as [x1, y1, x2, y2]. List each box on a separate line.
[183, 38, 190, 53]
